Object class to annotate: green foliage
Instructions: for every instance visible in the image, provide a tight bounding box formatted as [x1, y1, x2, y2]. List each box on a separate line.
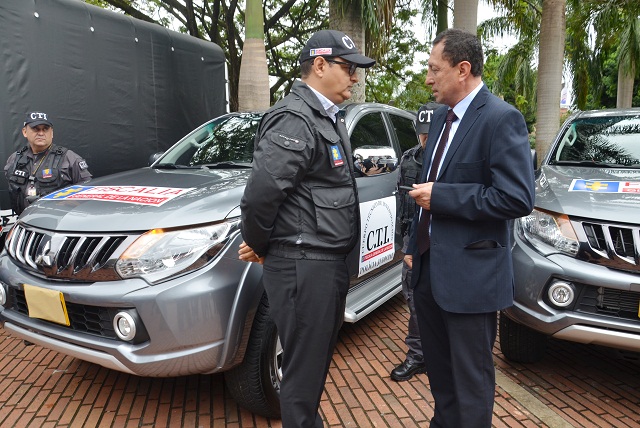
[365, 5, 430, 110]
[91, 0, 429, 110]
[566, 0, 640, 109]
[484, 49, 536, 132]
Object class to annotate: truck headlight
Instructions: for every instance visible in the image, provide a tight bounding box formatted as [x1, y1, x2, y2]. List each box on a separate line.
[0, 283, 6, 306]
[116, 218, 240, 283]
[517, 208, 579, 256]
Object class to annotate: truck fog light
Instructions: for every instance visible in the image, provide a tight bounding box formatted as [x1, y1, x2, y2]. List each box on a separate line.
[113, 312, 137, 341]
[0, 284, 6, 306]
[548, 281, 575, 308]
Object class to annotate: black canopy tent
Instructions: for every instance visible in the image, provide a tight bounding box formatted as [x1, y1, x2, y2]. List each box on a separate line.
[0, 0, 228, 210]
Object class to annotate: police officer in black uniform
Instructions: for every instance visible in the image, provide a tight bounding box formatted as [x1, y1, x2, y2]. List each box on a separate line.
[238, 30, 375, 427]
[390, 102, 444, 381]
[4, 111, 92, 215]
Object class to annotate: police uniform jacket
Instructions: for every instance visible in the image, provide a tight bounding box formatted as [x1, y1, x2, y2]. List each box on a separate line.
[240, 81, 359, 260]
[4, 144, 92, 214]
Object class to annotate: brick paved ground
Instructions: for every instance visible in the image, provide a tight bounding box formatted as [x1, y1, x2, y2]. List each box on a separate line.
[1, 293, 639, 427]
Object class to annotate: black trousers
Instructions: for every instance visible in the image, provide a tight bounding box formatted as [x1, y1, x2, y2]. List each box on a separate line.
[401, 260, 423, 363]
[413, 251, 497, 428]
[262, 255, 349, 428]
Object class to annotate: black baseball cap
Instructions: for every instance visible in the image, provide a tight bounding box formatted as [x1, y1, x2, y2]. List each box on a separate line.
[415, 102, 445, 134]
[24, 111, 53, 128]
[299, 29, 375, 68]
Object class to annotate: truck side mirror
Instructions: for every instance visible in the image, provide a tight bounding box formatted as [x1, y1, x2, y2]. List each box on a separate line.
[149, 152, 164, 166]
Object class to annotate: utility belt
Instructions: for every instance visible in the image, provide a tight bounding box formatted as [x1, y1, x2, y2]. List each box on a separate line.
[268, 244, 348, 261]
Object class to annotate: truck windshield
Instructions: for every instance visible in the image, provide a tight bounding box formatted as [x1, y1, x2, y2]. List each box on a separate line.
[156, 113, 262, 168]
[550, 114, 640, 167]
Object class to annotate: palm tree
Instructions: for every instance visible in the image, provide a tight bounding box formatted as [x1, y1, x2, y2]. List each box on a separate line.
[535, 0, 566, 162]
[479, 0, 543, 134]
[329, 0, 396, 102]
[420, 0, 450, 39]
[565, 0, 639, 109]
[453, 0, 478, 33]
[589, 0, 639, 108]
[237, 0, 270, 111]
[486, 0, 566, 160]
[479, 0, 540, 109]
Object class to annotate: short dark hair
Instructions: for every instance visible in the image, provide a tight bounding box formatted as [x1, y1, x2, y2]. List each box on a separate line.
[301, 58, 314, 78]
[433, 28, 483, 77]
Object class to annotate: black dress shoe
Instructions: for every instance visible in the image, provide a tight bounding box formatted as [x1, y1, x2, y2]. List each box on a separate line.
[390, 360, 426, 381]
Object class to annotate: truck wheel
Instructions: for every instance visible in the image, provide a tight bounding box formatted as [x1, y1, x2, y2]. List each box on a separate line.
[499, 311, 548, 363]
[225, 293, 282, 418]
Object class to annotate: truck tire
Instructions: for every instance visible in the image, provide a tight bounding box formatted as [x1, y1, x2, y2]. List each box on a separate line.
[499, 311, 548, 363]
[225, 293, 282, 418]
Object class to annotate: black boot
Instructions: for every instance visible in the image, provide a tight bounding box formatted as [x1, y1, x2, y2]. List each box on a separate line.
[390, 360, 426, 381]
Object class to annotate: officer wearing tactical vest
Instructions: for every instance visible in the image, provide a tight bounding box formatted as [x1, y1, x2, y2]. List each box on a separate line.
[390, 101, 445, 381]
[4, 111, 92, 215]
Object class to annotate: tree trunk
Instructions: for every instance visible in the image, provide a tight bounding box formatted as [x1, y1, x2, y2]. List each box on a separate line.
[329, 1, 367, 103]
[453, 0, 478, 34]
[225, 0, 240, 112]
[534, 0, 566, 165]
[437, 0, 448, 35]
[237, 0, 270, 111]
[616, 64, 635, 108]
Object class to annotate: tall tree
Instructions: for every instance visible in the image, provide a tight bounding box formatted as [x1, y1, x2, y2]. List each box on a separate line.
[237, 0, 270, 110]
[92, 0, 318, 111]
[329, 0, 396, 102]
[85, 0, 489, 110]
[329, 2, 366, 102]
[535, 0, 566, 162]
[566, 0, 640, 109]
[419, 0, 450, 42]
[366, 5, 429, 109]
[479, 0, 541, 128]
[590, 0, 639, 108]
[453, 0, 478, 33]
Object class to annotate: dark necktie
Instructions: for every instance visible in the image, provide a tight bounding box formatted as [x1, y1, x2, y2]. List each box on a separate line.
[417, 109, 457, 254]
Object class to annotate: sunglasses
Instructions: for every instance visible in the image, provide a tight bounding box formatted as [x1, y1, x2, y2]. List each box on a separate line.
[324, 58, 358, 76]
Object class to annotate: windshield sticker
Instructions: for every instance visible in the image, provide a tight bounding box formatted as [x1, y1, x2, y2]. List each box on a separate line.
[358, 196, 396, 277]
[42, 185, 196, 206]
[569, 179, 640, 193]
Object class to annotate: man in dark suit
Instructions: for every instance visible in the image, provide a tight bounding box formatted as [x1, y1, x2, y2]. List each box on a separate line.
[405, 29, 535, 427]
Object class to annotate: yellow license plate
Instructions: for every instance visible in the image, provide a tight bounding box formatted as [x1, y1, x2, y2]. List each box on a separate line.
[23, 284, 70, 326]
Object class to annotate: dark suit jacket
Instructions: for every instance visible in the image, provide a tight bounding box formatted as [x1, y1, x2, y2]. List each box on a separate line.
[408, 85, 535, 313]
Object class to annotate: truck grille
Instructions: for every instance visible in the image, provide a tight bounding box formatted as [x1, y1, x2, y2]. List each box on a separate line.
[579, 221, 640, 273]
[575, 284, 640, 323]
[6, 223, 136, 281]
[9, 287, 119, 339]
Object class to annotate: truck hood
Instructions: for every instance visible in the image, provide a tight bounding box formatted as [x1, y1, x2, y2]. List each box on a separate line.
[535, 165, 640, 224]
[19, 168, 251, 232]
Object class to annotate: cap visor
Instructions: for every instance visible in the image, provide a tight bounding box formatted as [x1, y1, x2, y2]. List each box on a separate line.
[342, 53, 376, 68]
[28, 120, 52, 127]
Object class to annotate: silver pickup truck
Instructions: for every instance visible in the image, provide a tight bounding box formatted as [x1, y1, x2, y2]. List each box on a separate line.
[0, 102, 418, 417]
[501, 108, 640, 363]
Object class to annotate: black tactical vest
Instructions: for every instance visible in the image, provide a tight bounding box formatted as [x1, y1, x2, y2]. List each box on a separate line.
[7, 145, 68, 214]
[398, 145, 424, 236]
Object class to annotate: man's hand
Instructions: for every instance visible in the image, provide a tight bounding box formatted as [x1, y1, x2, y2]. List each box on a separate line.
[408, 182, 434, 210]
[404, 254, 413, 269]
[238, 241, 264, 264]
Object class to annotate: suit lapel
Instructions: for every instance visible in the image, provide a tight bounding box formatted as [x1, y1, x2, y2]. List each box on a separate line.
[437, 87, 490, 178]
